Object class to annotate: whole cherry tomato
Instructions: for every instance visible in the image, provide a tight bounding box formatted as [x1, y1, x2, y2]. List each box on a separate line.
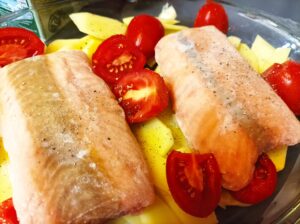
[113, 69, 169, 123]
[126, 14, 164, 59]
[262, 60, 300, 115]
[194, 1, 229, 34]
[166, 151, 222, 217]
[0, 27, 45, 67]
[230, 153, 277, 204]
[92, 34, 146, 86]
[0, 198, 19, 224]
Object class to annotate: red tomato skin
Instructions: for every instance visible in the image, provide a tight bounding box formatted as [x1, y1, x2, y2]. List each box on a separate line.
[92, 34, 146, 86]
[194, 2, 229, 34]
[230, 153, 277, 204]
[113, 69, 169, 123]
[0, 27, 45, 67]
[126, 14, 164, 59]
[0, 198, 19, 224]
[263, 60, 300, 115]
[166, 151, 222, 217]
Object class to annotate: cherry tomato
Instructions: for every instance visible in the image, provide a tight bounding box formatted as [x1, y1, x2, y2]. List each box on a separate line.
[230, 153, 277, 204]
[126, 14, 164, 59]
[166, 151, 222, 217]
[0, 198, 19, 224]
[262, 60, 300, 115]
[194, 1, 229, 34]
[113, 69, 169, 123]
[92, 34, 146, 85]
[0, 27, 45, 67]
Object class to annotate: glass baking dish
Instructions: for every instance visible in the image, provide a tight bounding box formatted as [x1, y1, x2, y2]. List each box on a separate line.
[48, 0, 300, 223]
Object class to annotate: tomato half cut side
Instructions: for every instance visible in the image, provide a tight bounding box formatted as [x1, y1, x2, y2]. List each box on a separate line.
[113, 69, 169, 123]
[166, 151, 222, 217]
[194, 1, 229, 34]
[0, 27, 45, 67]
[262, 60, 300, 115]
[92, 34, 146, 85]
[126, 14, 164, 59]
[0, 198, 19, 224]
[230, 153, 277, 204]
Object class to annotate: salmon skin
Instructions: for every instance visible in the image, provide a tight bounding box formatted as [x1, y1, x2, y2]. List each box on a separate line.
[155, 26, 300, 191]
[0, 50, 154, 224]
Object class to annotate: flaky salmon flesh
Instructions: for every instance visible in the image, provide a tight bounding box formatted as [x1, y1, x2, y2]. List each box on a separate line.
[0, 50, 154, 224]
[155, 26, 300, 191]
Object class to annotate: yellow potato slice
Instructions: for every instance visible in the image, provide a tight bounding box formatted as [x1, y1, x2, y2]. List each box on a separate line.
[227, 36, 241, 49]
[133, 118, 174, 157]
[251, 35, 275, 62]
[267, 145, 288, 172]
[158, 108, 191, 150]
[70, 12, 126, 39]
[239, 43, 260, 73]
[46, 38, 82, 53]
[79, 35, 102, 60]
[0, 139, 12, 203]
[272, 47, 291, 64]
[121, 196, 180, 224]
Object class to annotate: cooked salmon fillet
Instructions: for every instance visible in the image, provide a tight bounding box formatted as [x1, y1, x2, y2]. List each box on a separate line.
[155, 26, 300, 191]
[0, 50, 154, 224]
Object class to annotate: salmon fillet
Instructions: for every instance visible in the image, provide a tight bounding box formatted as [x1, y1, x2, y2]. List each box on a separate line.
[155, 26, 300, 191]
[0, 50, 154, 224]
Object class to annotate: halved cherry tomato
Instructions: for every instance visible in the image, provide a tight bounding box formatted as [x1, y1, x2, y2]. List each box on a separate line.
[194, 1, 229, 34]
[0, 198, 19, 224]
[0, 27, 45, 67]
[230, 153, 277, 204]
[126, 14, 164, 59]
[166, 151, 222, 217]
[113, 69, 169, 123]
[92, 34, 146, 85]
[262, 60, 300, 115]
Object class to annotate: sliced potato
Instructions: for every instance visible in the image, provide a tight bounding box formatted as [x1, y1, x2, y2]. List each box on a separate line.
[239, 43, 260, 73]
[70, 12, 126, 39]
[267, 145, 288, 172]
[272, 47, 291, 64]
[164, 24, 188, 35]
[227, 36, 241, 49]
[79, 35, 102, 60]
[121, 196, 180, 224]
[46, 38, 82, 53]
[251, 35, 291, 73]
[159, 18, 179, 25]
[158, 3, 177, 21]
[0, 139, 12, 203]
[158, 108, 190, 150]
[133, 118, 174, 157]
[251, 35, 275, 62]
[140, 143, 169, 193]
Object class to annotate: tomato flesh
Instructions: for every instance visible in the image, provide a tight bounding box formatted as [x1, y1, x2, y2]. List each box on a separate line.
[262, 60, 300, 115]
[230, 153, 277, 204]
[0, 27, 45, 67]
[126, 14, 164, 59]
[92, 35, 146, 85]
[194, 1, 229, 34]
[166, 151, 222, 217]
[0, 198, 19, 224]
[113, 69, 169, 123]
